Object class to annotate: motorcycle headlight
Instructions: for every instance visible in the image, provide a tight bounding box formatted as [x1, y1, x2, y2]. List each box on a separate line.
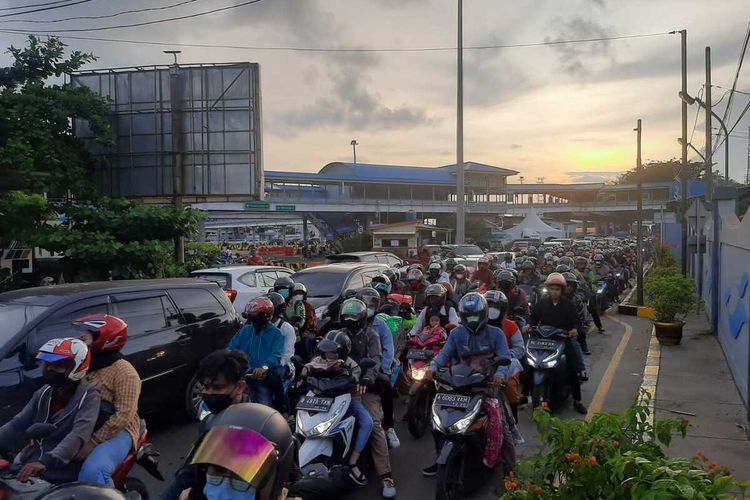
[447, 399, 482, 434]
[597, 289, 604, 294]
[412, 366, 428, 381]
[543, 358, 559, 368]
[526, 355, 538, 368]
[616, 272, 622, 278]
[299, 401, 346, 438]
[431, 404, 442, 429]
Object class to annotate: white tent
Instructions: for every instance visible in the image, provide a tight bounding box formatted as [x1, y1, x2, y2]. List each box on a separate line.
[498, 207, 564, 242]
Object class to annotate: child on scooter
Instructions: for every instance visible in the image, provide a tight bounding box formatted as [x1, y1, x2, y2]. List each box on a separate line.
[420, 312, 447, 341]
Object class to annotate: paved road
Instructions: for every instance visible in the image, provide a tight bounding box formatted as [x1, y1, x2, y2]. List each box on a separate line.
[134, 312, 653, 499]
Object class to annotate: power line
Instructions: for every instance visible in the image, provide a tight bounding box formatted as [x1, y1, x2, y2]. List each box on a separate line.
[0, 0, 265, 31]
[714, 21, 750, 154]
[0, 0, 206, 24]
[0, 0, 75, 12]
[0, 28, 673, 52]
[0, 0, 94, 18]
[712, 84, 750, 96]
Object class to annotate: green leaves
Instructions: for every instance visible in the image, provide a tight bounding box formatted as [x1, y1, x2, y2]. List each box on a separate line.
[644, 269, 697, 323]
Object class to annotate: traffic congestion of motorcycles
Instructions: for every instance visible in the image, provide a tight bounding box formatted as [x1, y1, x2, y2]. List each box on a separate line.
[0, 236, 648, 500]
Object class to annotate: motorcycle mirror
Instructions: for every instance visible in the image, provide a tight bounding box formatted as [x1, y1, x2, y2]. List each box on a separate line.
[359, 358, 377, 370]
[25, 422, 56, 440]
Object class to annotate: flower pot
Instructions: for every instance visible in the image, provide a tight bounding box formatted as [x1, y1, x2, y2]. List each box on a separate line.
[654, 321, 684, 345]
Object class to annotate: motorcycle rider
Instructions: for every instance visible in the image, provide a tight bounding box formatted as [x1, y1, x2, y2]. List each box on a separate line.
[562, 272, 591, 356]
[500, 253, 516, 270]
[74, 315, 142, 487]
[246, 248, 264, 266]
[0, 338, 100, 484]
[496, 270, 530, 321]
[450, 263, 475, 300]
[356, 287, 400, 450]
[266, 292, 297, 377]
[404, 268, 429, 310]
[408, 283, 460, 337]
[424, 293, 515, 475]
[426, 261, 443, 284]
[272, 276, 295, 302]
[371, 273, 392, 299]
[382, 269, 404, 294]
[527, 273, 588, 414]
[444, 258, 457, 280]
[517, 260, 543, 288]
[471, 256, 494, 288]
[576, 256, 605, 333]
[228, 297, 284, 409]
[340, 298, 397, 498]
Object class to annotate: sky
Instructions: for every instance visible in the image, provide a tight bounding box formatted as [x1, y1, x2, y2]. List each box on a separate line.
[0, 0, 748, 183]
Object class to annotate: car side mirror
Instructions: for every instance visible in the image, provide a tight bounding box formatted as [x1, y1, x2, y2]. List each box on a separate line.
[18, 344, 38, 371]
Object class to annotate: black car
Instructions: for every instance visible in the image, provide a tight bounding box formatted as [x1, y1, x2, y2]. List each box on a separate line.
[0, 279, 241, 424]
[292, 263, 389, 333]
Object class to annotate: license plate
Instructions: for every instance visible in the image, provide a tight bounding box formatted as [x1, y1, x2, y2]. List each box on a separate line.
[528, 339, 557, 351]
[407, 349, 433, 360]
[434, 393, 471, 409]
[296, 396, 333, 412]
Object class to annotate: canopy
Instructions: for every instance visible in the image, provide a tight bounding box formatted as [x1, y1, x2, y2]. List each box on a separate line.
[495, 207, 564, 243]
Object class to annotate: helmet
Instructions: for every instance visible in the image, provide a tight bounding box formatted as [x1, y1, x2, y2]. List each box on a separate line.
[458, 292, 488, 334]
[371, 274, 392, 295]
[408, 263, 425, 273]
[36, 484, 131, 500]
[72, 314, 127, 353]
[406, 268, 424, 283]
[382, 268, 398, 284]
[265, 292, 286, 317]
[425, 283, 446, 307]
[484, 289, 508, 313]
[340, 298, 368, 333]
[493, 269, 506, 283]
[495, 270, 516, 289]
[342, 288, 358, 300]
[453, 264, 467, 278]
[36, 338, 91, 382]
[291, 283, 307, 300]
[355, 287, 381, 318]
[439, 281, 454, 298]
[565, 251, 575, 258]
[429, 254, 443, 265]
[593, 254, 605, 263]
[273, 276, 295, 298]
[562, 272, 579, 286]
[555, 264, 571, 273]
[477, 256, 489, 266]
[545, 272, 567, 288]
[445, 258, 457, 270]
[574, 256, 588, 267]
[244, 297, 274, 325]
[191, 403, 294, 500]
[319, 329, 352, 360]
[504, 253, 513, 262]
[527, 247, 538, 256]
[559, 256, 574, 268]
[428, 261, 442, 277]
[521, 260, 535, 271]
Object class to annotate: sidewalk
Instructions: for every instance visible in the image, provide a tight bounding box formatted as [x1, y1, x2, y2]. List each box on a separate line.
[654, 312, 750, 482]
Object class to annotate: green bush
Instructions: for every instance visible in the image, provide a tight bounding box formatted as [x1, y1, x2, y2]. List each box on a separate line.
[644, 272, 697, 323]
[502, 398, 748, 499]
[653, 242, 677, 268]
[185, 242, 222, 273]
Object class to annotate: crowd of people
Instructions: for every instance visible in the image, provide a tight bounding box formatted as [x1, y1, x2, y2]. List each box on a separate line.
[0, 239, 639, 500]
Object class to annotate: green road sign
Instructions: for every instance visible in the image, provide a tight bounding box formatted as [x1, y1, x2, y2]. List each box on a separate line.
[245, 202, 270, 210]
[275, 204, 297, 212]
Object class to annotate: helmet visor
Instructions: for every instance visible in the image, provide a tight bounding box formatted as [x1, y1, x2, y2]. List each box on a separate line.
[191, 426, 276, 486]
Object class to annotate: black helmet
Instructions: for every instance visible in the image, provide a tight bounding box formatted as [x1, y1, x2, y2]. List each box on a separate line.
[425, 283, 447, 308]
[319, 329, 352, 360]
[521, 260, 535, 271]
[428, 261, 442, 277]
[36, 484, 132, 500]
[191, 403, 294, 500]
[484, 289, 509, 321]
[555, 264, 571, 273]
[342, 288, 358, 300]
[575, 256, 588, 267]
[356, 287, 381, 319]
[340, 298, 368, 333]
[445, 258, 457, 270]
[266, 292, 286, 317]
[382, 268, 398, 284]
[273, 276, 294, 298]
[458, 292, 489, 334]
[562, 272, 579, 287]
[495, 270, 516, 290]
[559, 256, 574, 268]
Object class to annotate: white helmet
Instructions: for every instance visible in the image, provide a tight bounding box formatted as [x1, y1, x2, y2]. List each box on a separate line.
[36, 338, 91, 382]
[428, 261, 443, 272]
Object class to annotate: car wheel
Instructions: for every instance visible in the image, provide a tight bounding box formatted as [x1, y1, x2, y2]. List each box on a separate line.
[184, 371, 204, 421]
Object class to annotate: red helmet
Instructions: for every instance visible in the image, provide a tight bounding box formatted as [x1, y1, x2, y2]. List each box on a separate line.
[243, 297, 274, 323]
[73, 314, 128, 353]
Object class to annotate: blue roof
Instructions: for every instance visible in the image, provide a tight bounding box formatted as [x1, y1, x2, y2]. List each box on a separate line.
[266, 161, 518, 185]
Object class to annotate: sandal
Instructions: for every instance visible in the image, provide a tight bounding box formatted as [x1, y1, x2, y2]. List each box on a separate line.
[348, 465, 368, 486]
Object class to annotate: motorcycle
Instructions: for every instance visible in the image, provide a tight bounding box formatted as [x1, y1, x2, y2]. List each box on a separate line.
[431, 358, 511, 500]
[293, 359, 376, 499]
[594, 278, 611, 313]
[0, 422, 162, 500]
[404, 329, 446, 438]
[525, 326, 571, 410]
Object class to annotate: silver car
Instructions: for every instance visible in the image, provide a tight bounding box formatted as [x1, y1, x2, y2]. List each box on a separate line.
[190, 265, 294, 313]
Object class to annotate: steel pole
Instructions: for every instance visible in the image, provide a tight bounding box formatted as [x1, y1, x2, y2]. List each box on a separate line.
[636, 119, 644, 306]
[680, 29, 688, 275]
[455, 0, 465, 244]
[169, 63, 185, 264]
[705, 47, 720, 334]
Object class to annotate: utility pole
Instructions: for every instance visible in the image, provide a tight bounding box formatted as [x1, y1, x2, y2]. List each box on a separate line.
[705, 47, 713, 203]
[350, 139, 358, 164]
[455, 0, 466, 244]
[165, 50, 184, 264]
[680, 29, 688, 276]
[635, 119, 644, 306]
[705, 46, 720, 334]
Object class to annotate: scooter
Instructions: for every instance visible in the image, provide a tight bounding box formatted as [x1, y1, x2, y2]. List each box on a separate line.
[404, 329, 446, 438]
[0, 422, 161, 500]
[594, 278, 611, 313]
[431, 358, 511, 500]
[525, 326, 571, 410]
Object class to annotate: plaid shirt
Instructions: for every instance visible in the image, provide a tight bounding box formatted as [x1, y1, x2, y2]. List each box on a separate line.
[86, 359, 141, 448]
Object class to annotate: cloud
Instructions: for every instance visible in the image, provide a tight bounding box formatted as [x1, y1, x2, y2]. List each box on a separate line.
[565, 170, 625, 183]
[511, 144, 522, 149]
[545, 17, 613, 75]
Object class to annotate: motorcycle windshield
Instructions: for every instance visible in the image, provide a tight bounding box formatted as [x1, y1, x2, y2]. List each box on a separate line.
[445, 355, 493, 388]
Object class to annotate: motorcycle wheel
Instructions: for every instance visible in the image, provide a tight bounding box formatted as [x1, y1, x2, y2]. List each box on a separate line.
[436, 447, 464, 500]
[121, 477, 149, 500]
[407, 390, 429, 439]
[531, 384, 545, 410]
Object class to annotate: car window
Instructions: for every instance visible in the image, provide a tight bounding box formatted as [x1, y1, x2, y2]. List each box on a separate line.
[190, 272, 230, 290]
[111, 296, 179, 336]
[34, 299, 109, 349]
[168, 288, 227, 323]
[345, 273, 365, 290]
[257, 271, 279, 288]
[237, 272, 257, 288]
[386, 255, 401, 267]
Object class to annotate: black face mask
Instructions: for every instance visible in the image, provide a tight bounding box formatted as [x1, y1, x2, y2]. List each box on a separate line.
[202, 393, 234, 415]
[44, 371, 70, 388]
[251, 318, 268, 331]
[343, 319, 361, 333]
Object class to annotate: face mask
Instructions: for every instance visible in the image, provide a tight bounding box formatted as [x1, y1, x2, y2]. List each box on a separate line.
[343, 319, 360, 332]
[251, 318, 267, 331]
[488, 308, 501, 320]
[366, 307, 376, 318]
[203, 478, 255, 500]
[44, 371, 70, 388]
[278, 289, 290, 299]
[202, 393, 235, 415]
[455, 273, 464, 280]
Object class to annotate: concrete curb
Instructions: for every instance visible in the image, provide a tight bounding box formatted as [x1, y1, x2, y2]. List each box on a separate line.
[617, 303, 656, 319]
[638, 325, 660, 426]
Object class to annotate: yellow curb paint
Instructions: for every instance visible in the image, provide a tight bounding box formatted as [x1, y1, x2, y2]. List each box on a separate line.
[639, 326, 661, 426]
[636, 307, 657, 319]
[585, 315, 633, 422]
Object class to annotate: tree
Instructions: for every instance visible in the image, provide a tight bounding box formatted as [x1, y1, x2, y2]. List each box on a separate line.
[0, 36, 112, 195]
[616, 158, 703, 185]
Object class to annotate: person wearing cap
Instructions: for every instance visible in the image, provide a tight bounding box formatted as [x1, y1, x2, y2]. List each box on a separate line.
[471, 257, 494, 288]
[0, 338, 100, 484]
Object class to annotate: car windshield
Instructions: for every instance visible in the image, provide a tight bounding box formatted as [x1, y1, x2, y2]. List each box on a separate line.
[0, 302, 49, 344]
[450, 245, 483, 255]
[292, 271, 345, 298]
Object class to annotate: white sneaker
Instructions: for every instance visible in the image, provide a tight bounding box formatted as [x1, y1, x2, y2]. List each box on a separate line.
[386, 428, 400, 449]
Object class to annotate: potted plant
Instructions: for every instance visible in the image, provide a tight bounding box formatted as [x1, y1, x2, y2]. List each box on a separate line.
[644, 271, 697, 345]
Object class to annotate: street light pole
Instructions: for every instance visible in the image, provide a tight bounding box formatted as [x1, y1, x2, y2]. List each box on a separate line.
[705, 47, 721, 334]
[680, 29, 688, 276]
[165, 50, 184, 264]
[455, 0, 466, 244]
[635, 119, 644, 306]
[350, 140, 358, 164]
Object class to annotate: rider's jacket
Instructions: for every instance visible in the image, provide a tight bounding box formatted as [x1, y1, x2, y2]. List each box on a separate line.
[430, 324, 512, 379]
